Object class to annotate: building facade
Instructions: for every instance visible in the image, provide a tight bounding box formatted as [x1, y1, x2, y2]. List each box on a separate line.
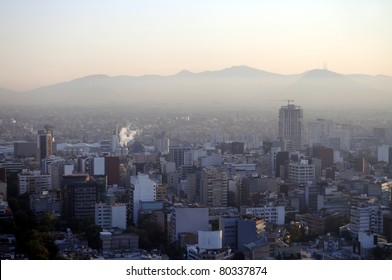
[279, 104, 303, 151]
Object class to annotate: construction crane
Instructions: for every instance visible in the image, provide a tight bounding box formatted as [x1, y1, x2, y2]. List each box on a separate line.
[269, 99, 294, 106]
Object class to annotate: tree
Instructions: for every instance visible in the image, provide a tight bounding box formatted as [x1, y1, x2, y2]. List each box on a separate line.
[210, 219, 219, 231]
[325, 214, 349, 235]
[373, 246, 392, 260]
[80, 217, 102, 250]
[25, 231, 58, 260]
[26, 239, 49, 260]
[162, 241, 185, 260]
[37, 212, 57, 232]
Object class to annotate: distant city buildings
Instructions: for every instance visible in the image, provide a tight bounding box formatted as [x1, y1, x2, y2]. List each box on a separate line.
[1, 108, 392, 260]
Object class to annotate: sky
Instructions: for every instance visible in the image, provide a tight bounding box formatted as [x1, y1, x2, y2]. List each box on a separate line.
[1, 0, 391, 91]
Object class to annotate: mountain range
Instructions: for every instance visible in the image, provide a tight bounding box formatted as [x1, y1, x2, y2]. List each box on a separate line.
[1, 66, 391, 109]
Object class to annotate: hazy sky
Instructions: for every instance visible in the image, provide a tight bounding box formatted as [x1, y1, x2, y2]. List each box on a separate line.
[1, 0, 391, 91]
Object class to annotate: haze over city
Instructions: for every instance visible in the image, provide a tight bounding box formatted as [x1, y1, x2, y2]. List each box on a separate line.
[1, 1, 392, 262]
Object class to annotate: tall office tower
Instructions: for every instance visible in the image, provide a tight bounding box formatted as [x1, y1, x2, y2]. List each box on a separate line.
[201, 166, 228, 207]
[61, 174, 100, 223]
[279, 103, 303, 151]
[37, 125, 54, 163]
[105, 156, 120, 185]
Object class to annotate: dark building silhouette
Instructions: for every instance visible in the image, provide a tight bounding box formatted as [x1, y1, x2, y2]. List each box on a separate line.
[230, 142, 245, 154]
[0, 167, 5, 183]
[37, 125, 54, 164]
[105, 156, 120, 185]
[14, 142, 37, 158]
[216, 142, 245, 155]
[383, 214, 392, 243]
[169, 145, 191, 168]
[276, 151, 289, 179]
[313, 146, 333, 170]
[61, 174, 101, 223]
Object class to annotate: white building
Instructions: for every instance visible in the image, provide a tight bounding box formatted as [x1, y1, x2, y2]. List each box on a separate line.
[155, 136, 170, 154]
[333, 150, 343, 164]
[131, 174, 156, 225]
[18, 169, 51, 195]
[95, 203, 112, 229]
[241, 206, 285, 225]
[112, 204, 127, 229]
[307, 118, 333, 147]
[377, 144, 390, 163]
[95, 203, 127, 230]
[93, 157, 105, 175]
[187, 230, 234, 260]
[279, 104, 303, 151]
[357, 232, 377, 259]
[64, 164, 74, 175]
[349, 204, 390, 238]
[289, 160, 315, 185]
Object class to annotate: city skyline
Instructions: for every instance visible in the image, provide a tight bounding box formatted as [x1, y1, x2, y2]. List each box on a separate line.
[1, 0, 391, 91]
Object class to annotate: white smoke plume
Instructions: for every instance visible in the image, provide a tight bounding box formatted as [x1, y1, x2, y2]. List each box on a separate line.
[119, 125, 139, 147]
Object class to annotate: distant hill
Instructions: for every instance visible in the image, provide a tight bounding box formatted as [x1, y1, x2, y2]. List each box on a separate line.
[1, 66, 391, 109]
[283, 69, 391, 107]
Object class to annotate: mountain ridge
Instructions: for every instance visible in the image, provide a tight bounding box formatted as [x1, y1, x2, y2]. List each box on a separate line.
[1, 66, 391, 108]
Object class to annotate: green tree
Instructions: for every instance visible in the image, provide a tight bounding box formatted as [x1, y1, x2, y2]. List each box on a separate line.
[325, 214, 349, 235]
[373, 246, 392, 260]
[25, 231, 58, 259]
[210, 219, 219, 231]
[26, 239, 49, 260]
[80, 217, 102, 250]
[37, 212, 57, 232]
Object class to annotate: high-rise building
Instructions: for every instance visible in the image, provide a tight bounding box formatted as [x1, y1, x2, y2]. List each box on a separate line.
[37, 125, 54, 163]
[349, 204, 390, 238]
[201, 167, 228, 207]
[155, 132, 170, 154]
[289, 159, 315, 185]
[308, 119, 333, 147]
[312, 146, 334, 170]
[168, 145, 191, 169]
[278, 104, 303, 151]
[18, 169, 51, 195]
[61, 174, 100, 222]
[105, 156, 120, 185]
[378, 144, 392, 164]
[130, 174, 156, 225]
